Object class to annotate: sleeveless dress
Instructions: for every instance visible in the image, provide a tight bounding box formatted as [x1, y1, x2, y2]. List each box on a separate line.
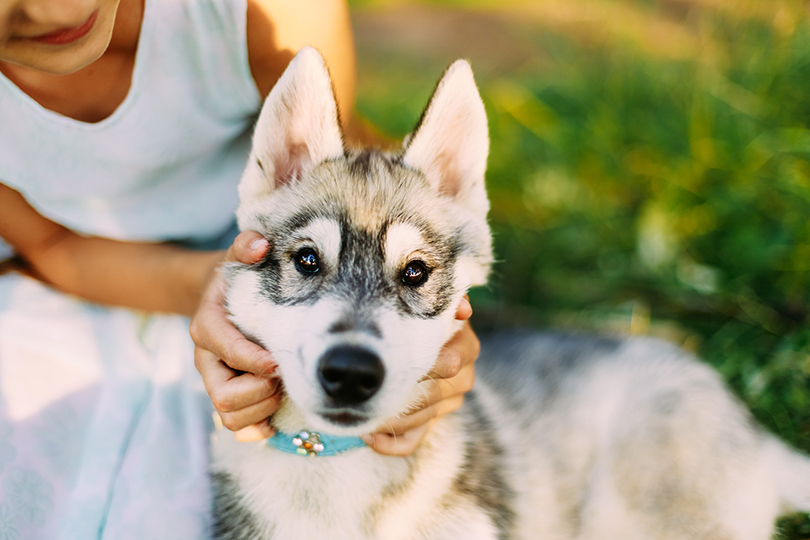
[0, 0, 262, 537]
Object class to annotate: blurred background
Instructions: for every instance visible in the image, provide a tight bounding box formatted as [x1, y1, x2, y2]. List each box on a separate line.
[349, 0, 810, 535]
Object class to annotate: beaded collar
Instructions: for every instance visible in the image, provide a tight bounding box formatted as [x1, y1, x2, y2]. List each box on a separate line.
[267, 430, 367, 457]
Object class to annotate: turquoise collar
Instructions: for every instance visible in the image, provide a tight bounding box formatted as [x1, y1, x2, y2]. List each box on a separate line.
[268, 429, 367, 457]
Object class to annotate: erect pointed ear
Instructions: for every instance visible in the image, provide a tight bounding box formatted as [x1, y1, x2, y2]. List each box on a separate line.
[238, 46, 344, 208]
[401, 60, 489, 218]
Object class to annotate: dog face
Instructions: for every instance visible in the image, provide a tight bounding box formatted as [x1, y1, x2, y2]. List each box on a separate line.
[226, 47, 492, 436]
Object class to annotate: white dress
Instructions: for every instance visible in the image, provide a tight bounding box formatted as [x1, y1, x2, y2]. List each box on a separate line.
[0, 0, 261, 537]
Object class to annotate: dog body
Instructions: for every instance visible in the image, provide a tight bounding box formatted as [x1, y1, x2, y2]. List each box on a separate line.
[210, 47, 810, 539]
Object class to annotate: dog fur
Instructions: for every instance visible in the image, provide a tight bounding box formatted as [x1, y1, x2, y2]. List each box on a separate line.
[209, 46, 810, 540]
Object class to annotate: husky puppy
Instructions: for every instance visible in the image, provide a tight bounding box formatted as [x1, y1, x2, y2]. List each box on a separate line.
[211, 47, 810, 540]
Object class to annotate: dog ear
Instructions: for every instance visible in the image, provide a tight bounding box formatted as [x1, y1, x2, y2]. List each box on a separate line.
[401, 60, 489, 219]
[238, 46, 344, 208]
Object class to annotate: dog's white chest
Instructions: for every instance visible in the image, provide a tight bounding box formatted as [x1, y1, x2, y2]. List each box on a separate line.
[210, 417, 500, 540]
[211, 432, 416, 540]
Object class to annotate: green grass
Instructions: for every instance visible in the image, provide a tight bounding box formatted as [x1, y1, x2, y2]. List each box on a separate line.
[350, 1, 810, 535]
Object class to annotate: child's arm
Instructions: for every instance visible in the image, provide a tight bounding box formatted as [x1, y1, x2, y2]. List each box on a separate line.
[0, 182, 221, 316]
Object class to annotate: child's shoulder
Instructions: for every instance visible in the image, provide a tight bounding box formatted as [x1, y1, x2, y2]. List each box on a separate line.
[244, 0, 355, 100]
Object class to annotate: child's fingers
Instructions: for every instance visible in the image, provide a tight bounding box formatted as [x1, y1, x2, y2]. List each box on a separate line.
[424, 320, 480, 380]
[365, 409, 464, 456]
[363, 422, 432, 456]
[197, 349, 280, 413]
[234, 420, 277, 442]
[191, 239, 281, 436]
[210, 331, 277, 376]
[372, 394, 465, 439]
[455, 295, 472, 320]
[215, 393, 283, 433]
[410, 363, 474, 412]
[190, 279, 277, 376]
[191, 310, 277, 375]
[227, 231, 269, 264]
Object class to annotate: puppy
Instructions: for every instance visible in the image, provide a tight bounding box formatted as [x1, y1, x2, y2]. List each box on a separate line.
[211, 46, 810, 540]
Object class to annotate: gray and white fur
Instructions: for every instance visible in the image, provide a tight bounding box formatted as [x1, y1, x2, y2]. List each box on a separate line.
[210, 46, 810, 540]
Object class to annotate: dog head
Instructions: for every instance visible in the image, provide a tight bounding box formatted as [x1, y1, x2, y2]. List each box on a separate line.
[226, 47, 492, 436]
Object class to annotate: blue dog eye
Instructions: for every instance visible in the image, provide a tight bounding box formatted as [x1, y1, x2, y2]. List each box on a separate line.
[294, 248, 320, 275]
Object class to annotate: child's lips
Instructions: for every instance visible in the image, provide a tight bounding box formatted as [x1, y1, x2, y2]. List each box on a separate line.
[30, 10, 99, 46]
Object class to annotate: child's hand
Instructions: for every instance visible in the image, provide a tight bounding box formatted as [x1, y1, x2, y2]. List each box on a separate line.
[190, 231, 282, 442]
[363, 298, 480, 456]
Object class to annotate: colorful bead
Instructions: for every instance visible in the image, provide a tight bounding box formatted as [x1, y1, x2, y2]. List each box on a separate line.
[292, 431, 326, 457]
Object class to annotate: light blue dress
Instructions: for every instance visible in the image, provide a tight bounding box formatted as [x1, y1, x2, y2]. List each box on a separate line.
[0, 0, 262, 537]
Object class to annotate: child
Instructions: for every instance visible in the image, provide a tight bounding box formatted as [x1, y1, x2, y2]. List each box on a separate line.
[0, 0, 479, 536]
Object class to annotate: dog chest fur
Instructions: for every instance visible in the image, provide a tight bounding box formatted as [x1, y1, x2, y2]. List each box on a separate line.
[210, 412, 502, 540]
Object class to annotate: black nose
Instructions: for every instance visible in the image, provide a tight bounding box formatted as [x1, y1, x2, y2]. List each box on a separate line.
[318, 346, 385, 405]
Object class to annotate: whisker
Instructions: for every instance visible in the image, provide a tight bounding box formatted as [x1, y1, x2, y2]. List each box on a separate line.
[383, 419, 398, 456]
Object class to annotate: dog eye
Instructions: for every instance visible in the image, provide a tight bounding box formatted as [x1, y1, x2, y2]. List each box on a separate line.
[401, 261, 428, 287]
[294, 248, 320, 275]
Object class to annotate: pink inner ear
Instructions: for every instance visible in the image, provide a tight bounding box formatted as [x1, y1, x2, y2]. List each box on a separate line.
[434, 151, 462, 197]
[273, 142, 310, 187]
[408, 103, 482, 198]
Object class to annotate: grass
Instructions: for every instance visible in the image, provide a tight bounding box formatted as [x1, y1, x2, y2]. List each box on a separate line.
[350, 1, 810, 536]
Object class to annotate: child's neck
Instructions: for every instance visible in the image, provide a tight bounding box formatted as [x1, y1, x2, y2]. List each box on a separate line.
[0, 0, 144, 123]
